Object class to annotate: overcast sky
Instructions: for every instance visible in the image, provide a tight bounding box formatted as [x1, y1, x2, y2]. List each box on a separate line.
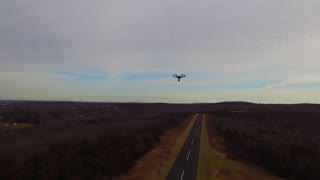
[1, 0, 320, 103]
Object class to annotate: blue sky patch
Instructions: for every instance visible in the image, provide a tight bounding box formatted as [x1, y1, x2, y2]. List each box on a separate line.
[285, 83, 320, 89]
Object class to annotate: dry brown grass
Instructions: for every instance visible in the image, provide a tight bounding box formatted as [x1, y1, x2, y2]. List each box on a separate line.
[121, 114, 197, 180]
[0, 123, 34, 131]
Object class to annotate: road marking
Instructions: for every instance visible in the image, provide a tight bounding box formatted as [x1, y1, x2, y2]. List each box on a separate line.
[187, 149, 191, 160]
[191, 137, 194, 144]
[180, 170, 185, 180]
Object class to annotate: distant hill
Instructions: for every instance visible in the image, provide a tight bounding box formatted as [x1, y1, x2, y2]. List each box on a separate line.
[215, 101, 256, 105]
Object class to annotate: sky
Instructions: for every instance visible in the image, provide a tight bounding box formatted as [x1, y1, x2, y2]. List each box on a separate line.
[1, 0, 320, 103]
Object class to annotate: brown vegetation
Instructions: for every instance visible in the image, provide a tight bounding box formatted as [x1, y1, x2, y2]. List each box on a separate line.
[0, 102, 193, 179]
[1, 101, 319, 179]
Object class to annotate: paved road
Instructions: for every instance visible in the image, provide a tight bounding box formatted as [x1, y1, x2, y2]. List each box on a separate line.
[166, 114, 203, 180]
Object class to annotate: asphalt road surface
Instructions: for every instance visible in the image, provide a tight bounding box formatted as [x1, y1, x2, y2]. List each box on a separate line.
[166, 114, 203, 180]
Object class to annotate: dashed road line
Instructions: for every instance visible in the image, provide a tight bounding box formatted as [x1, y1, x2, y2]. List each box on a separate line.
[187, 149, 191, 160]
[180, 170, 184, 180]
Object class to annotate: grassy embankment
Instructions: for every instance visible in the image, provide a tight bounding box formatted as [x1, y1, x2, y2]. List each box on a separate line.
[122, 114, 198, 180]
[197, 114, 280, 180]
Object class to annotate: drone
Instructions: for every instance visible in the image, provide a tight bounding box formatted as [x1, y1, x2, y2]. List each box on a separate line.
[173, 73, 186, 82]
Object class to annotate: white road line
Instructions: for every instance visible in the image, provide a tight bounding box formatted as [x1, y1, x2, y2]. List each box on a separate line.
[180, 170, 185, 180]
[191, 137, 194, 144]
[187, 149, 191, 160]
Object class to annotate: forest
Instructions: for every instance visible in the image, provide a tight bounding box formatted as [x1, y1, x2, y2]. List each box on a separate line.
[0, 102, 192, 179]
[207, 104, 320, 180]
[1, 102, 320, 179]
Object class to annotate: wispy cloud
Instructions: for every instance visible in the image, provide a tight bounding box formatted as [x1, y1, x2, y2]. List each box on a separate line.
[217, 80, 280, 90]
[264, 75, 320, 89]
[120, 73, 169, 81]
[54, 70, 108, 82]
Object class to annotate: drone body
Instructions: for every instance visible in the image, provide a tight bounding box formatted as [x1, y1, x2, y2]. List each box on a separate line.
[173, 74, 186, 82]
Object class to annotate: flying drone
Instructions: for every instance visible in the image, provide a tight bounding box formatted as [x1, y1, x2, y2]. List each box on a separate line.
[173, 74, 186, 82]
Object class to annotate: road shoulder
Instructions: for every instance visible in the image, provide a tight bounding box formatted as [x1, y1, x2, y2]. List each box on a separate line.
[197, 114, 281, 180]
